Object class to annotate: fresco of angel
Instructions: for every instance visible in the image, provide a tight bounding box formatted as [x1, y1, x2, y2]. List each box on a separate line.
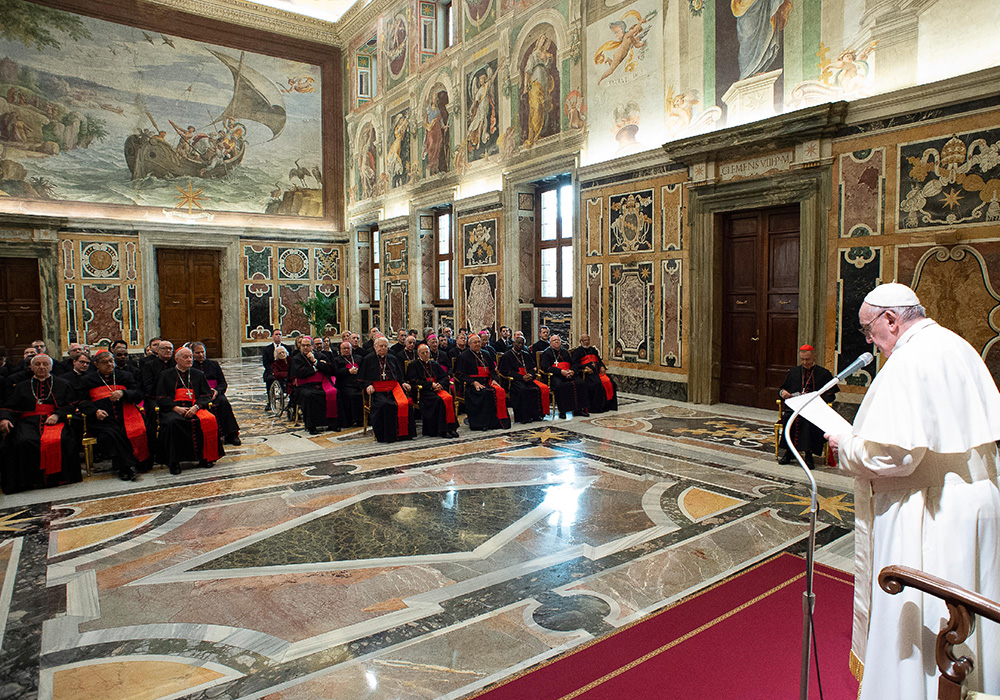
[593, 9, 657, 86]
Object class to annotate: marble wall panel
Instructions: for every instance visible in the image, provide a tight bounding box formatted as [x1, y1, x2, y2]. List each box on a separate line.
[82, 284, 123, 345]
[609, 261, 653, 363]
[421, 232, 435, 304]
[279, 284, 311, 336]
[520, 308, 533, 339]
[518, 214, 534, 304]
[660, 259, 682, 367]
[81, 242, 120, 279]
[125, 283, 139, 345]
[245, 245, 272, 280]
[358, 244, 372, 305]
[897, 127, 1000, 231]
[660, 184, 682, 251]
[423, 308, 434, 332]
[586, 197, 603, 256]
[586, 264, 603, 346]
[64, 284, 77, 342]
[838, 148, 885, 238]
[464, 273, 497, 333]
[315, 248, 340, 281]
[277, 248, 310, 280]
[898, 242, 1000, 385]
[609, 191, 654, 254]
[386, 280, 409, 332]
[62, 239, 75, 279]
[538, 308, 572, 346]
[246, 283, 273, 341]
[837, 246, 882, 386]
[463, 218, 498, 267]
[383, 233, 409, 278]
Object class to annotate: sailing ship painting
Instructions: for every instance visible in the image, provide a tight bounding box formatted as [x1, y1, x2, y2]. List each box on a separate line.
[0, 0, 322, 216]
[124, 50, 286, 181]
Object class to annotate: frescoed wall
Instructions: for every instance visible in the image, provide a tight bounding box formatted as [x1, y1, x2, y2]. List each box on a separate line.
[0, 0, 328, 219]
[456, 205, 503, 334]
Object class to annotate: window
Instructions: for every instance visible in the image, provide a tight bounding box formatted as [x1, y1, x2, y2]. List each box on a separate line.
[371, 226, 381, 306]
[419, 0, 453, 61]
[435, 209, 453, 303]
[356, 36, 378, 106]
[537, 181, 574, 302]
[438, 0, 453, 52]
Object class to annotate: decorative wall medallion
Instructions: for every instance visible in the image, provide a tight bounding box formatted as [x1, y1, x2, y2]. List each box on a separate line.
[609, 191, 654, 253]
[898, 128, 1000, 230]
[464, 273, 497, 332]
[839, 148, 884, 238]
[463, 219, 498, 267]
[81, 242, 120, 279]
[278, 248, 310, 280]
[315, 247, 340, 281]
[661, 258, 682, 367]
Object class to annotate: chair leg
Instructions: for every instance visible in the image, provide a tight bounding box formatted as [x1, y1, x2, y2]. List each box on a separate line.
[82, 438, 96, 477]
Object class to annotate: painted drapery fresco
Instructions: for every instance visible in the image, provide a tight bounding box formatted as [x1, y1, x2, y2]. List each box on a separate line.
[0, 0, 323, 217]
[466, 60, 499, 163]
[518, 27, 560, 148]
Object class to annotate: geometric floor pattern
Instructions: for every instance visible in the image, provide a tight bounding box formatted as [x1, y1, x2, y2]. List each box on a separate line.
[0, 359, 857, 700]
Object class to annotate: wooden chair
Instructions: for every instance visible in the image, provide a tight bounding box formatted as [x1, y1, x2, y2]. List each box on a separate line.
[879, 566, 1000, 700]
[534, 352, 557, 418]
[774, 398, 831, 460]
[81, 413, 97, 477]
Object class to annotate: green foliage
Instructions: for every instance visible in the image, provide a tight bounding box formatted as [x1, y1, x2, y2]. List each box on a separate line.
[0, 0, 91, 50]
[297, 289, 340, 335]
[17, 65, 38, 91]
[82, 115, 107, 141]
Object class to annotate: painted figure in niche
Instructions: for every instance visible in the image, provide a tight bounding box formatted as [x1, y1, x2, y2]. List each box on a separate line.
[564, 90, 586, 130]
[422, 87, 451, 176]
[387, 110, 409, 188]
[593, 10, 657, 86]
[733, 0, 792, 80]
[466, 63, 498, 159]
[819, 41, 878, 97]
[358, 122, 378, 200]
[613, 101, 641, 156]
[520, 32, 560, 147]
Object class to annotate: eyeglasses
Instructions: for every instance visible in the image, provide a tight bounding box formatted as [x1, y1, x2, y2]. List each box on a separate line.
[859, 310, 888, 339]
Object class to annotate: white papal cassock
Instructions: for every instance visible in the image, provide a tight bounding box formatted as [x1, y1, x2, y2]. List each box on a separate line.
[838, 318, 1000, 700]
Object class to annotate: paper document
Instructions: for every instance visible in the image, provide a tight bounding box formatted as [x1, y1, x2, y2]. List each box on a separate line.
[785, 391, 853, 436]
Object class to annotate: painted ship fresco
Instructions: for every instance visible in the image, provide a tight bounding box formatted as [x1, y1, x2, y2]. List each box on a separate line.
[124, 50, 286, 180]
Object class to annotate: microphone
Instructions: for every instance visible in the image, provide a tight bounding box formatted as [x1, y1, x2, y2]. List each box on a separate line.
[835, 352, 874, 381]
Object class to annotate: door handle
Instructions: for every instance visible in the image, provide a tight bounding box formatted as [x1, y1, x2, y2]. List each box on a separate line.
[736, 299, 748, 305]
[751, 335, 759, 342]
[778, 300, 790, 305]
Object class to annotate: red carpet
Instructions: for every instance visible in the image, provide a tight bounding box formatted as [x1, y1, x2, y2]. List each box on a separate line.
[474, 553, 858, 700]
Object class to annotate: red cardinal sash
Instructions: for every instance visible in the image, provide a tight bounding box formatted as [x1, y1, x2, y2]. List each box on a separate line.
[298, 372, 339, 419]
[554, 361, 571, 371]
[436, 388, 456, 424]
[517, 368, 550, 414]
[581, 355, 615, 401]
[89, 384, 149, 461]
[371, 380, 411, 437]
[24, 404, 63, 476]
[471, 368, 507, 421]
[174, 388, 220, 462]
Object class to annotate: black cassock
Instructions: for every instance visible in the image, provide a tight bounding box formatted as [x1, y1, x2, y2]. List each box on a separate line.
[78, 369, 147, 475]
[0, 376, 80, 493]
[156, 368, 224, 466]
[193, 359, 240, 440]
[540, 347, 589, 416]
[140, 357, 173, 466]
[359, 353, 415, 442]
[290, 353, 338, 432]
[779, 364, 838, 454]
[406, 359, 458, 437]
[497, 350, 546, 423]
[332, 353, 364, 428]
[571, 346, 618, 413]
[454, 350, 511, 430]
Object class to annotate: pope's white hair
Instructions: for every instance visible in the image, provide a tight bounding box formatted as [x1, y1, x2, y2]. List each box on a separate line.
[869, 303, 926, 324]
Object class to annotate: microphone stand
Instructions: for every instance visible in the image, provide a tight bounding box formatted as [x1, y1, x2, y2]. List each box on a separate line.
[787, 374, 839, 700]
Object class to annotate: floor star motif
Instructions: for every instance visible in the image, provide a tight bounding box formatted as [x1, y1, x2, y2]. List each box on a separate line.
[524, 427, 568, 443]
[0, 509, 37, 532]
[777, 492, 854, 521]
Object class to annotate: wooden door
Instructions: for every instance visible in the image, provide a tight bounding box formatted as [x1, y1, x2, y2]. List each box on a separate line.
[720, 206, 800, 409]
[157, 249, 223, 356]
[0, 257, 44, 353]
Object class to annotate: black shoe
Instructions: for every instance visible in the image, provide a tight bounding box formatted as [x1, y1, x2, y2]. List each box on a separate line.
[777, 451, 793, 465]
[228, 434, 242, 446]
[169, 463, 181, 475]
[264, 405, 272, 412]
[308, 427, 320, 435]
[559, 412, 566, 419]
[197, 459, 212, 468]
[579, 410, 590, 417]
[119, 466, 137, 481]
[803, 453, 815, 468]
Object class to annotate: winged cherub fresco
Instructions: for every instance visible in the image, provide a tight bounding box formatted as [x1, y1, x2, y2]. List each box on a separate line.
[593, 9, 657, 86]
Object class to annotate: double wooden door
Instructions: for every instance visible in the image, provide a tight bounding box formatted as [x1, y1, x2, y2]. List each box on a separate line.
[720, 206, 800, 409]
[157, 249, 223, 357]
[0, 257, 44, 353]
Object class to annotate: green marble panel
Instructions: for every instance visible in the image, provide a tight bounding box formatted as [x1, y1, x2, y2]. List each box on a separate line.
[194, 484, 552, 570]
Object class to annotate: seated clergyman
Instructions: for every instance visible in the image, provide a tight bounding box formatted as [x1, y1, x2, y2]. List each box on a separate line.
[497, 335, 548, 423]
[78, 350, 147, 481]
[359, 336, 415, 442]
[571, 334, 618, 414]
[191, 342, 241, 446]
[455, 333, 511, 431]
[0, 354, 81, 494]
[406, 343, 459, 438]
[155, 346, 222, 475]
[777, 343, 837, 468]
[540, 335, 589, 419]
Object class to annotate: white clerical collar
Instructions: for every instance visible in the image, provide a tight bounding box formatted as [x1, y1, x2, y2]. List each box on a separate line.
[892, 318, 936, 353]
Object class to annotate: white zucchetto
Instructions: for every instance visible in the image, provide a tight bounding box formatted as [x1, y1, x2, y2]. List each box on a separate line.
[863, 282, 920, 308]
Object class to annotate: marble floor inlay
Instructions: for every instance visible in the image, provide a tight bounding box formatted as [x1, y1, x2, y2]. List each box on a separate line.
[0, 359, 857, 700]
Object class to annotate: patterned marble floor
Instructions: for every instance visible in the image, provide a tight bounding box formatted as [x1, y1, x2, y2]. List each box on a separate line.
[0, 359, 856, 700]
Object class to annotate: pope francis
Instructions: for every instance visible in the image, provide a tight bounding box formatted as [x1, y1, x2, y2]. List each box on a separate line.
[828, 283, 1000, 699]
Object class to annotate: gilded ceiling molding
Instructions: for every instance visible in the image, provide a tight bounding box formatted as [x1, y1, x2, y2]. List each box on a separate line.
[145, 0, 341, 45]
[337, 0, 397, 41]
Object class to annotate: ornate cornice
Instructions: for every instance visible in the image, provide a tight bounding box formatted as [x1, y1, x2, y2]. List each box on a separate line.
[337, 0, 395, 43]
[145, 0, 341, 45]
